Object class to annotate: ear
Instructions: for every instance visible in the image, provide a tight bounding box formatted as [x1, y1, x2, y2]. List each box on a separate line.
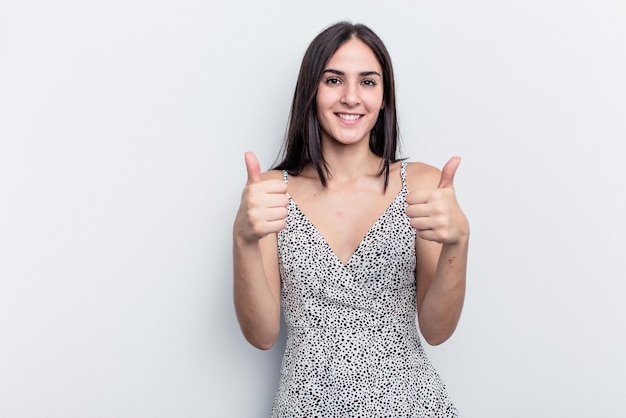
[380, 100, 385, 109]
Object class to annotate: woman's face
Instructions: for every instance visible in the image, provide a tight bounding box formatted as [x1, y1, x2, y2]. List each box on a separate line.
[316, 38, 384, 148]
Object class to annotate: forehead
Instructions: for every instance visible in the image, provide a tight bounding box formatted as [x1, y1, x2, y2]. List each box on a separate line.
[325, 38, 382, 72]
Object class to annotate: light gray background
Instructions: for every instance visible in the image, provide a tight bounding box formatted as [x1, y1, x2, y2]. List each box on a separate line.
[1, 0, 625, 417]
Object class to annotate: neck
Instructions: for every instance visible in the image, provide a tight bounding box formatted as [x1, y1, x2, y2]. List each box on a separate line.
[322, 147, 383, 182]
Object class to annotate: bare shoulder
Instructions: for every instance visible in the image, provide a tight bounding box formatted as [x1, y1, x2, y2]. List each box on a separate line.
[405, 161, 440, 190]
[259, 169, 285, 181]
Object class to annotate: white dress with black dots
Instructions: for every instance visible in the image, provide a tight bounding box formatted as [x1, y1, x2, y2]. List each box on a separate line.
[272, 162, 458, 417]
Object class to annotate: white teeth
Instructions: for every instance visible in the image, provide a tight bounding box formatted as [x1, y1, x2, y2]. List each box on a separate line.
[338, 114, 360, 121]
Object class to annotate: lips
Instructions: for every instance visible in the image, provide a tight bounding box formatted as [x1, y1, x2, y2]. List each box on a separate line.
[337, 113, 362, 121]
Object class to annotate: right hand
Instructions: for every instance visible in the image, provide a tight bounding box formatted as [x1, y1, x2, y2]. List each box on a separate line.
[234, 152, 289, 243]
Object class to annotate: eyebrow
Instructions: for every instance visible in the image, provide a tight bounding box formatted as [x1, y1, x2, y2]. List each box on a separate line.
[323, 69, 382, 77]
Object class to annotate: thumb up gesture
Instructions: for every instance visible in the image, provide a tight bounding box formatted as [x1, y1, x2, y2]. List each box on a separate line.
[234, 152, 289, 243]
[405, 157, 469, 245]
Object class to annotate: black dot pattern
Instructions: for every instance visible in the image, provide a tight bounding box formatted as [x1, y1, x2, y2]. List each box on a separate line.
[272, 162, 458, 417]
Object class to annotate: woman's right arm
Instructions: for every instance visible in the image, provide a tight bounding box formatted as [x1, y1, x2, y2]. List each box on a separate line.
[232, 152, 288, 350]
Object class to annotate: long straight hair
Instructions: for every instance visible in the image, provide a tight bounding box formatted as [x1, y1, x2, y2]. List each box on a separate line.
[273, 22, 401, 189]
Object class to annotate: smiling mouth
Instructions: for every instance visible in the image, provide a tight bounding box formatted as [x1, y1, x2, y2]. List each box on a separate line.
[337, 113, 362, 121]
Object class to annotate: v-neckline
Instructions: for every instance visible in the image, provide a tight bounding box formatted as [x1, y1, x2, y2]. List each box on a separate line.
[287, 189, 404, 268]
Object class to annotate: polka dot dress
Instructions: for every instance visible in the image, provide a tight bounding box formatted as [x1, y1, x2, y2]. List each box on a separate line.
[272, 162, 458, 417]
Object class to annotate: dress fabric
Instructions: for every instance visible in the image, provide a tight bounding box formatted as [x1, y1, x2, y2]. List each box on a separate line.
[272, 162, 458, 417]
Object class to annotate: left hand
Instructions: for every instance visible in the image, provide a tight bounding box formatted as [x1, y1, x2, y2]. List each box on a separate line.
[405, 157, 469, 244]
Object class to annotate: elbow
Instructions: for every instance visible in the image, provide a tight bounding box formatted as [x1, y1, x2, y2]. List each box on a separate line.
[243, 329, 279, 351]
[423, 333, 450, 346]
[418, 320, 456, 346]
[235, 308, 280, 351]
[250, 338, 276, 351]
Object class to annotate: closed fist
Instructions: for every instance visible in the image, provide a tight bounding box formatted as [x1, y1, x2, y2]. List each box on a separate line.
[234, 152, 289, 243]
[406, 157, 469, 245]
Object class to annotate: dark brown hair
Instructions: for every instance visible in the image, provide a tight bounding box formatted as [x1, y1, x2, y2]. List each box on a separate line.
[273, 22, 400, 189]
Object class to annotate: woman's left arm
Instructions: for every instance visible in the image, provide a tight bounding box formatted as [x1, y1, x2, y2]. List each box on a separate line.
[405, 158, 469, 345]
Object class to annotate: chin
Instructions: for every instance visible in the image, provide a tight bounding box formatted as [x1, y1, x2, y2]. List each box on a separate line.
[334, 132, 368, 144]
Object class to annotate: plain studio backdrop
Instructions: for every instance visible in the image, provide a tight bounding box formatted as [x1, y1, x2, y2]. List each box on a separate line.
[1, 0, 625, 417]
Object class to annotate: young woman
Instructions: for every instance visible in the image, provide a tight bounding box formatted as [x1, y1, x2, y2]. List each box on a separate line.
[233, 22, 469, 417]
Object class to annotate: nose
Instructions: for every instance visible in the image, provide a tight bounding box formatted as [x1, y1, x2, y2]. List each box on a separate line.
[341, 82, 360, 106]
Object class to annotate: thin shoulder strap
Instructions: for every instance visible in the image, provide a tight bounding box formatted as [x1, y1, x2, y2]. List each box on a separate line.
[282, 170, 289, 184]
[400, 161, 408, 189]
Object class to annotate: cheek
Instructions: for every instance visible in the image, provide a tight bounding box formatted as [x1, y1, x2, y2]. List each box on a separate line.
[316, 87, 335, 109]
[371, 91, 385, 109]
